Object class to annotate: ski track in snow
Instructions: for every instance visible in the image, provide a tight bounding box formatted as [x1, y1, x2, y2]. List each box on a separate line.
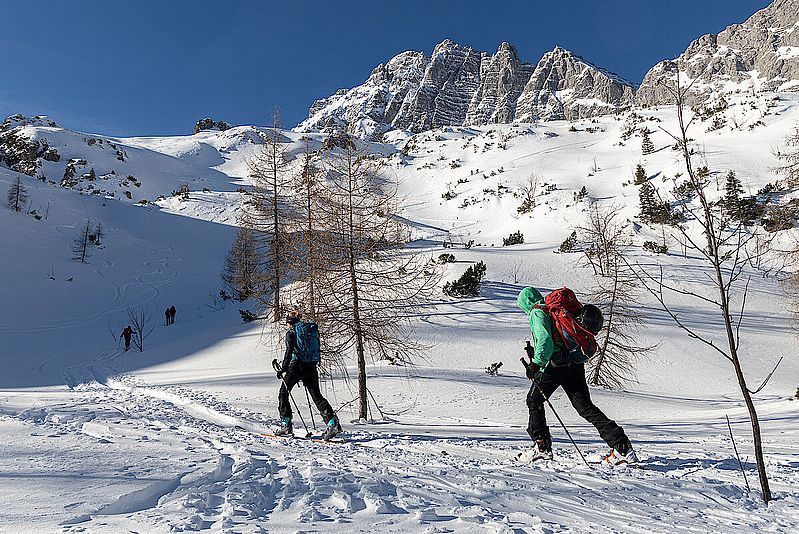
[0, 240, 182, 334]
[3, 359, 797, 533]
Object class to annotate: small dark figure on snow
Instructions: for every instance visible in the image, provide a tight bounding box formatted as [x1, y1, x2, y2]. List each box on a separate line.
[120, 325, 133, 352]
[275, 310, 341, 441]
[516, 287, 637, 466]
[168, 305, 176, 325]
[165, 307, 170, 326]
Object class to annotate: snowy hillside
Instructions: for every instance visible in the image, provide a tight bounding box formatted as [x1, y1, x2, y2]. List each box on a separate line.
[2, 89, 799, 532]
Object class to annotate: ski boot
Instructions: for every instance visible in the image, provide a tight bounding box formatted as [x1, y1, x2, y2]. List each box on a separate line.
[274, 417, 293, 437]
[321, 417, 342, 441]
[515, 437, 553, 463]
[602, 440, 639, 466]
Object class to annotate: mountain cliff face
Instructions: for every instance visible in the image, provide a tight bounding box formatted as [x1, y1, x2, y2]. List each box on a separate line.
[391, 40, 484, 133]
[637, 0, 799, 105]
[515, 47, 635, 122]
[297, 41, 633, 138]
[299, 0, 799, 137]
[464, 42, 534, 125]
[299, 50, 426, 140]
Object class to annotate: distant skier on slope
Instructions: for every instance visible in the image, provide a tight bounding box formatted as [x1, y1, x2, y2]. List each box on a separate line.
[169, 305, 176, 325]
[516, 287, 638, 465]
[164, 307, 170, 326]
[120, 325, 133, 352]
[275, 310, 342, 440]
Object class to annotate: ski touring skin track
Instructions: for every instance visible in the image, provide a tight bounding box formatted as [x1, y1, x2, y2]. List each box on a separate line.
[233, 425, 347, 444]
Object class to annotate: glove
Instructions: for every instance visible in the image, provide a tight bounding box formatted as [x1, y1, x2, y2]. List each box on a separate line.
[525, 361, 540, 381]
[276, 369, 286, 380]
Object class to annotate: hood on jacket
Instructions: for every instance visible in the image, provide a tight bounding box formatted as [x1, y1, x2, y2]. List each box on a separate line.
[517, 287, 545, 314]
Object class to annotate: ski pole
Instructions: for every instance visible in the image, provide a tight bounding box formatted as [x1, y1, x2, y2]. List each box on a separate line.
[304, 385, 318, 431]
[520, 354, 591, 469]
[272, 359, 311, 437]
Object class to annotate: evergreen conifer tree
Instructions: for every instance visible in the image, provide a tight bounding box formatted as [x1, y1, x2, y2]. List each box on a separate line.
[723, 170, 744, 221]
[634, 164, 648, 186]
[639, 181, 657, 222]
[641, 129, 655, 155]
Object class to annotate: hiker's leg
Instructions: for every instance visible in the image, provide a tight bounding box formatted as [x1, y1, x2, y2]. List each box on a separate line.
[526, 369, 561, 442]
[562, 364, 628, 449]
[302, 363, 335, 422]
[278, 362, 302, 419]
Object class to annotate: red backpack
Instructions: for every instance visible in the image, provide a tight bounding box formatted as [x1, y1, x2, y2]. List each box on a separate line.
[534, 287, 598, 361]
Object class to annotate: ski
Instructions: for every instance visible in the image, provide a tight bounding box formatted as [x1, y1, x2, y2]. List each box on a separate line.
[233, 425, 345, 444]
[513, 450, 646, 469]
[259, 432, 346, 444]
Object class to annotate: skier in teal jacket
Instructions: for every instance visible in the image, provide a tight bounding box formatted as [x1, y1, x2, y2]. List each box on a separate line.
[516, 287, 637, 465]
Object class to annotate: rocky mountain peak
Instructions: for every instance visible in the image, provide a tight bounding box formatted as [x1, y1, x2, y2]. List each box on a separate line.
[637, 0, 799, 105]
[514, 46, 635, 122]
[297, 40, 633, 137]
[1, 114, 61, 131]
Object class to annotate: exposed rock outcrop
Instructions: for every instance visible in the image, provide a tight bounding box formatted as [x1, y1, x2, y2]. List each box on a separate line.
[515, 47, 635, 122]
[637, 0, 799, 105]
[194, 118, 231, 134]
[297, 40, 633, 137]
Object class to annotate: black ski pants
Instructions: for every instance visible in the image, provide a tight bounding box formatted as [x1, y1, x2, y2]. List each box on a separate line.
[526, 363, 629, 451]
[278, 360, 335, 424]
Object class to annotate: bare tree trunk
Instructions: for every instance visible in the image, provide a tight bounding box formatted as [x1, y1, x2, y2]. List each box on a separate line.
[270, 111, 282, 321]
[344, 151, 369, 420]
[589, 266, 618, 385]
[648, 68, 772, 502]
[304, 138, 317, 318]
[350, 248, 368, 420]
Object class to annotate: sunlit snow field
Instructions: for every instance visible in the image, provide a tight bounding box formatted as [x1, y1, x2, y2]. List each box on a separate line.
[1, 93, 798, 532]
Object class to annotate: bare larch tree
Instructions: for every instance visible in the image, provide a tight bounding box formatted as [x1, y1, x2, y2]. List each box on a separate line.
[72, 219, 92, 263]
[288, 136, 325, 320]
[638, 65, 775, 502]
[777, 126, 799, 188]
[315, 132, 439, 420]
[580, 203, 655, 388]
[127, 306, 154, 352]
[221, 223, 262, 301]
[244, 108, 294, 321]
[7, 176, 29, 212]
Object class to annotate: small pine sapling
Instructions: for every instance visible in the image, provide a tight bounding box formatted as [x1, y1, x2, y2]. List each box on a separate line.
[443, 261, 487, 297]
[503, 231, 524, 246]
[558, 231, 578, 253]
[485, 362, 503, 376]
[641, 128, 655, 155]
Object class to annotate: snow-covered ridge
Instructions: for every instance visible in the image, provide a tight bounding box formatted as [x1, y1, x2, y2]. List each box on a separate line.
[299, 0, 799, 139]
[296, 40, 636, 139]
[0, 116, 331, 220]
[638, 0, 799, 105]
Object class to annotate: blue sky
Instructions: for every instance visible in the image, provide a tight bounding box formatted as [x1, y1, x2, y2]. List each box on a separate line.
[0, 0, 771, 136]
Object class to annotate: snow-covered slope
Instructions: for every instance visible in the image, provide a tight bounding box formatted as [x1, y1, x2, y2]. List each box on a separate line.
[1, 86, 799, 532]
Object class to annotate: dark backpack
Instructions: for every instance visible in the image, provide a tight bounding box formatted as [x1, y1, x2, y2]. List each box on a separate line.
[534, 287, 598, 364]
[293, 321, 321, 363]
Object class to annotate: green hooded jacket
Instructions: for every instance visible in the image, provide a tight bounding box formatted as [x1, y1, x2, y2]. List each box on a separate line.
[517, 287, 557, 368]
